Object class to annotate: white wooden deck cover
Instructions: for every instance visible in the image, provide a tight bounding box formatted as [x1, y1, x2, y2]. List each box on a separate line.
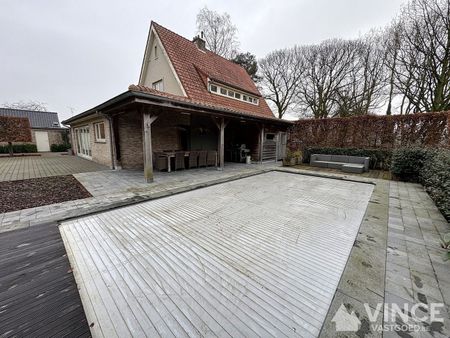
[60, 172, 374, 338]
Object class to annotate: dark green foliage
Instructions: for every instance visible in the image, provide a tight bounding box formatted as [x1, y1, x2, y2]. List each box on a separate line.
[391, 148, 450, 221]
[0, 144, 37, 153]
[303, 147, 392, 170]
[391, 148, 432, 181]
[421, 149, 450, 221]
[231, 52, 260, 82]
[50, 143, 71, 152]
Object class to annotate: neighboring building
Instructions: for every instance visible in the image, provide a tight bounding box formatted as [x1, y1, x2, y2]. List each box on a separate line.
[0, 108, 68, 152]
[63, 21, 291, 180]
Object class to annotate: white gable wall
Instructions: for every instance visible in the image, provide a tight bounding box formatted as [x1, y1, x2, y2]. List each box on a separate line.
[139, 27, 185, 97]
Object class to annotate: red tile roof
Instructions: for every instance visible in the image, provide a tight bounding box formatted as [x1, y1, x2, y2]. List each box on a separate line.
[128, 84, 282, 121]
[150, 22, 275, 120]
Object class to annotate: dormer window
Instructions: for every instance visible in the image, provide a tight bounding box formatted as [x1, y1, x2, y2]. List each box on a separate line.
[209, 82, 259, 105]
[152, 79, 164, 91]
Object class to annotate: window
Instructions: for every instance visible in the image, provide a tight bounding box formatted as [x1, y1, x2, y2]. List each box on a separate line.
[94, 122, 106, 142]
[209, 81, 260, 105]
[154, 45, 158, 59]
[266, 133, 275, 140]
[152, 79, 164, 91]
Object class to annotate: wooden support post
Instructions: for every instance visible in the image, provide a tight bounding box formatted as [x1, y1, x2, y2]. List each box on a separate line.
[219, 117, 225, 171]
[142, 111, 159, 183]
[212, 117, 227, 171]
[108, 116, 120, 170]
[259, 125, 265, 164]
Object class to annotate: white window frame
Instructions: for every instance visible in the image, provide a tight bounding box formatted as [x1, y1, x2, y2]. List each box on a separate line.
[208, 81, 259, 105]
[94, 122, 106, 143]
[152, 79, 164, 91]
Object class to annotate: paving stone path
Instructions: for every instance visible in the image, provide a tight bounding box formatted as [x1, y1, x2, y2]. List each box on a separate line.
[384, 181, 450, 337]
[0, 162, 448, 337]
[0, 153, 108, 182]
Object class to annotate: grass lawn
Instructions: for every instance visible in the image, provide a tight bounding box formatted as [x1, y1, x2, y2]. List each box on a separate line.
[0, 175, 91, 213]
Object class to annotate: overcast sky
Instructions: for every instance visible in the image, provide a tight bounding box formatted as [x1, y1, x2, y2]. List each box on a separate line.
[0, 0, 406, 121]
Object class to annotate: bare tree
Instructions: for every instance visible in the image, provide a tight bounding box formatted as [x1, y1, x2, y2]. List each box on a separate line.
[297, 39, 357, 118]
[335, 32, 387, 116]
[2, 100, 48, 111]
[196, 7, 239, 59]
[394, 0, 450, 113]
[259, 46, 304, 119]
[383, 23, 402, 115]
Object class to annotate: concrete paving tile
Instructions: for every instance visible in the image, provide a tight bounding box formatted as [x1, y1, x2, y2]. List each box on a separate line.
[386, 279, 414, 302]
[412, 283, 444, 303]
[319, 291, 383, 338]
[387, 262, 411, 280]
[338, 241, 385, 309]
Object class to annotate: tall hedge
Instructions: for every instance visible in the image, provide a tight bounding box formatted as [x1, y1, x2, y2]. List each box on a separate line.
[289, 112, 450, 151]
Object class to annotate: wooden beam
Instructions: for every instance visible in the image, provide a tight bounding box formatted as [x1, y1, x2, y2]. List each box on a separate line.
[218, 118, 225, 171]
[108, 116, 121, 169]
[143, 112, 154, 182]
[259, 125, 265, 164]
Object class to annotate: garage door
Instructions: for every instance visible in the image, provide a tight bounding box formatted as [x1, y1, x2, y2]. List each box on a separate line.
[60, 172, 374, 338]
[34, 131, 50, 152]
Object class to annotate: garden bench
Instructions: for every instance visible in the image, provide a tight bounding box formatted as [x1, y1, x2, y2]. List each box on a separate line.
[310, 154, 370, 173]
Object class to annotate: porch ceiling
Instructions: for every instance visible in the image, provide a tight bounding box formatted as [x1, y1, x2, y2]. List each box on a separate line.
[62, 90, 292, 127]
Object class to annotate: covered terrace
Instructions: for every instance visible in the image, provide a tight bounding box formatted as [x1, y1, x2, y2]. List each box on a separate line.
[66, 86, 291, 182]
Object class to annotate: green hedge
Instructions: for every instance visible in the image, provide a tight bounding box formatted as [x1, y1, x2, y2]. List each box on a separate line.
[303, 147, 392, 170]
[50, 143, 71, 152]
[0, 144, 37, 154]
[392, 148, 450, 221]
[390, 148, 433, 182]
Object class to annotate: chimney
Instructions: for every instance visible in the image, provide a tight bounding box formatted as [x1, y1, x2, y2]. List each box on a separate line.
[193, 32, 206, 51]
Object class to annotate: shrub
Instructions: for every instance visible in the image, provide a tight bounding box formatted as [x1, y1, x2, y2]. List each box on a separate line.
[391, 148, 450, 221]
[391, 148, 433, 182]
[303, 147, 392, 170]
[50, 143, 71, 152]
[421, 149, 450, 221]
[0, 144, 37, 153]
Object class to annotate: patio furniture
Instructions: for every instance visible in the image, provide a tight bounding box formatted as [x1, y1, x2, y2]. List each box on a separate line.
[198, 150, 207, 167]
[310, 154, 370, 173]
[174, 151, 186, 170]
[207, 150, 217, 167]
[226, 144, 250, 163]
[189, 151, 199, 168]
[154, 152, 168, 171]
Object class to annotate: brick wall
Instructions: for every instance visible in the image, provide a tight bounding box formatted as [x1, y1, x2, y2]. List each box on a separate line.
[152, 113, 190, 151]
[31, 129, 66, 145]
[71, 117, 112, 167]
[117, 111, 143, 169]
[117, 111, 190, 169]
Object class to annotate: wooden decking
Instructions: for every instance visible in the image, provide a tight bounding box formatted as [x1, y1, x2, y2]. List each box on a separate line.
[0, 223, 90, 337]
